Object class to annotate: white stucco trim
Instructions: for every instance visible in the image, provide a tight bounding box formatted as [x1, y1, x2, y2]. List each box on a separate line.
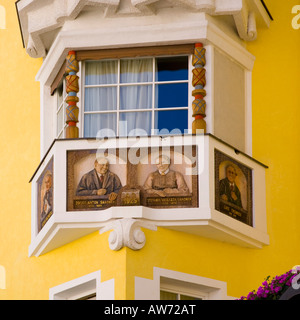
[35, 13, 255, 87]
[16, 0, 270, 59]
[49, 270, 114, 300]
[135, 267, 234, 300]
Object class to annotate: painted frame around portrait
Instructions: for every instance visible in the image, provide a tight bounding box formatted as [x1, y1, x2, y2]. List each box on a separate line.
[37, 157, 54, 231]
[215, 149, 253, 226]
[66, 146, 198, 211]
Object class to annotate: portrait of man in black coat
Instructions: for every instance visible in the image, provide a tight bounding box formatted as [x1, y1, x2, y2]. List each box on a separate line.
[219, 164, 242, 208]
[76, 157, 122, 201]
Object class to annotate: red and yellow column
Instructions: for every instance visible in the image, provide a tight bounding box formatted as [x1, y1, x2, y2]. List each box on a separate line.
[65, 51, 79, 138]
[192, 43, 206, 134]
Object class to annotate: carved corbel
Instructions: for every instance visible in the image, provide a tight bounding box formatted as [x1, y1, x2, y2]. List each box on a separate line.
[233, 3, 257, 41]
[22, 0, 120, 57]
[26, 34, 46, 58]
[100, 218, 157, 251]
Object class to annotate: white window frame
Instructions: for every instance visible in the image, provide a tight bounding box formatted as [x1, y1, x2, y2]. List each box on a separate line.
[135, 267, 233, 300]
[80, 54, 193, 138]
[54, 79, 68, 139]
[160, 287, 208, 300]
[49, 270, 114, 300]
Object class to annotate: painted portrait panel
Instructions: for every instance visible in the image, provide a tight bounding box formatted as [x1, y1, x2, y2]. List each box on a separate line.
[67, 149, 127, 211]
[37, 158, 53, 231]
[215, 150, 253, 226]
[137, 146, 198, 208]
[67, 146, 198, 211]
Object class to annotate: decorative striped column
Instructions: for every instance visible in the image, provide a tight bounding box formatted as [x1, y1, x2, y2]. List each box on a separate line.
[192, 43, 206, 134]
[65, 51, 79, 138]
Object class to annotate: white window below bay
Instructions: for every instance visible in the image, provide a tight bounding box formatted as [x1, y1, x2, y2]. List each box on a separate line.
[160, 289, 207, 300]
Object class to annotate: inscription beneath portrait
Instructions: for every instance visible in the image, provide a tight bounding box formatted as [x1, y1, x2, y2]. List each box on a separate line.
[146, 196, 192, 207]
[74, 199, 116, 209]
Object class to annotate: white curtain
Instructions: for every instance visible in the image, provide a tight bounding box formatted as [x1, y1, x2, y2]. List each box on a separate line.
[120, 58, 152, 136]
[84, 60, 117, 137]
[84, 59, 153, 137]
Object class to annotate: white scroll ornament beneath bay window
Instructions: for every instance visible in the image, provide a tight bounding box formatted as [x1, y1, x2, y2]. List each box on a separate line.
[100, 218, 157, 251]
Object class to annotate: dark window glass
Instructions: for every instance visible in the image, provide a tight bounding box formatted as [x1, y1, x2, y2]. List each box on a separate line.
[155, 109, 188, 134]
[155, 83, 188, 109]
[155, 56, 188, 82]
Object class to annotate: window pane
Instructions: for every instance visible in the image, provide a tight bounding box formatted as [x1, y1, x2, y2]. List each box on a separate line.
[77, 293, 97, 300]
[155, 56, 188, 82]
[155, 109, 188, 134]
[85, 87, 117, 111]
[120, 85, 152, 110]
[180, 294, 202, 300]
[57, 83, 64, 110]
[57, 107, 64, 136]
[155, 83, 188, 109]
[120, 59, 153, 83]
[119, 112, 151, 136]
[85, 60, 118, 85]
[160, 291, 178, 300]
[84, 113, 117, 138]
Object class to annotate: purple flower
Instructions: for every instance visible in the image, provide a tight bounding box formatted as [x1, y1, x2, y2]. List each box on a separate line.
[238, 270, 300, 300]
[246, 291, 256, 300]
[274, 286, 281, 293]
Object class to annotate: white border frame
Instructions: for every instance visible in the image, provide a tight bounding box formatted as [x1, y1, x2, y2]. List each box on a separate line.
[80, 55, 191, 138]
[49, 270, 114, 300]
[135, 267, 233, 300]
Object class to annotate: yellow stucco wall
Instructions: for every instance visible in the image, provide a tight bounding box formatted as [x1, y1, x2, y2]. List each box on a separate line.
[125, 0, 300, 299]
[246, 0, 300, 294]
[0, 0, 299, 300]
[0, 0, 41, 299]
[122, 0, 300, 299]
[0, 1, 127, 300]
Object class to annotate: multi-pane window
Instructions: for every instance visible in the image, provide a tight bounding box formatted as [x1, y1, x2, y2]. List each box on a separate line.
[77, 293, 96, 300]
[56, 80, 67, 138]
[160, 290, 206, 300]
[83, 55, 189, 137]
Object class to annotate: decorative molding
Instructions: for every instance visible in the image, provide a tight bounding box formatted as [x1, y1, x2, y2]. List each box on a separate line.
[65, 51, 79, 138]
[233, 1, 257, 41]
[100, 218, 157, 251]
[192, 43, 207, 134]
[49, 270, 115, 300]
[17, 0, 270, 59]
[35, 14, 256, 88]
[135, 267, 233, 300]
